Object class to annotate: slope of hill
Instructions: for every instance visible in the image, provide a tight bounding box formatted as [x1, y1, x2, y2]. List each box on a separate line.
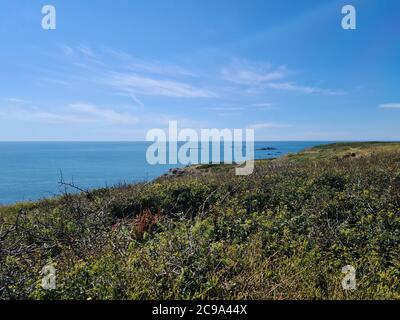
[1, 142, 399, 299]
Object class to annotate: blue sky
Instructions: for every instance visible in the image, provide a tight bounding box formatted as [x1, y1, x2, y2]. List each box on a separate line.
[0, 0, 399, 141]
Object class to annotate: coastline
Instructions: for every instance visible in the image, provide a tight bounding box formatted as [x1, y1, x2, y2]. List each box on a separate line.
[0, 141, 326, 206]
[1, 141, 400, 299]
[2, 141, 399, 208]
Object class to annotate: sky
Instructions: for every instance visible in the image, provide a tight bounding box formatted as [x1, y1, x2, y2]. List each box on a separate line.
[0, 0, 399, 141]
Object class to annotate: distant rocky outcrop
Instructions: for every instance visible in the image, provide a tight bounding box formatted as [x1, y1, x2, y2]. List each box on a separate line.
[256, 147, 278, 151]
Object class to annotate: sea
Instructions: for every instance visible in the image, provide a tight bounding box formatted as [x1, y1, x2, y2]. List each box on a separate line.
[0, 141, 329, 205]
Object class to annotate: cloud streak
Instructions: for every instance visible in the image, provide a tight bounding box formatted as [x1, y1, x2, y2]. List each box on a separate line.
[267, 82, 345, 96]
[67, 103, 139, 124]
[222, 58, 344, 96]
[110, 73, 216, 98]
[54, 45, 215, 100]
[104, 48, 197, 77]
[249, 122, 291, 129]
[222, 59, 287, 86]
[379, 103, 400, 109]
[0, 102, 139, 125]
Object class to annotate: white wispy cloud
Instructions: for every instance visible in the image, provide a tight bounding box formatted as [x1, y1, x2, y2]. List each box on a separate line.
[222, 58, 344, 96]
[58, 44, 103, 64]
[67, 103, 139, 124]
[110, 73, 216, 98]
[267, 82, 345, 96]
[207, 102, 275, 112]
[249, 122, 290, 129]
[251, 103, 276, 110]
[0, 102, 139, 125]
[223, 68, 286, 85]
[207, 106, 245, 111]
[77, 45, 97, 59]
[104, 48, 197, 77]
[379, 103, 400, 109]
[222, 59, 287, 86]
[2, 97, 31, 104]
[252, 103, 273, 107]
[0, 108, 86, 123]
[116, 93, 145, 108]
[58, 43, 74, 56]
[54, 45, 214, 100]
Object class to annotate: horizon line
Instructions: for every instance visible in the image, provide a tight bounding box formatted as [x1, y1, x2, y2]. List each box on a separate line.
[0, 140, 399, 143]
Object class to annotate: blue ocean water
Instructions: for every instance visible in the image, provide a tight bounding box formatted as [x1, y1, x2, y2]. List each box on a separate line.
[0, 141, 328, 205]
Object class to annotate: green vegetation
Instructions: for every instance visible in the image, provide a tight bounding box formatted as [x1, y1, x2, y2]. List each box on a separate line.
[1, 142, 399, 300]
[289, 141, 400, 162]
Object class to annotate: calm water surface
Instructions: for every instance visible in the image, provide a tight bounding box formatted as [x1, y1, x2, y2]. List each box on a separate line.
[0, 141, 329, 204]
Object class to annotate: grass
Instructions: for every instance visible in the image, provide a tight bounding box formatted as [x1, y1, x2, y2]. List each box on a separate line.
[289, 142, 400, 162]
[0, 142, 399, 300]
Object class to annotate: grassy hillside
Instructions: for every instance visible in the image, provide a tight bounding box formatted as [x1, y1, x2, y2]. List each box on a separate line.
[1, 142, 399, 299]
